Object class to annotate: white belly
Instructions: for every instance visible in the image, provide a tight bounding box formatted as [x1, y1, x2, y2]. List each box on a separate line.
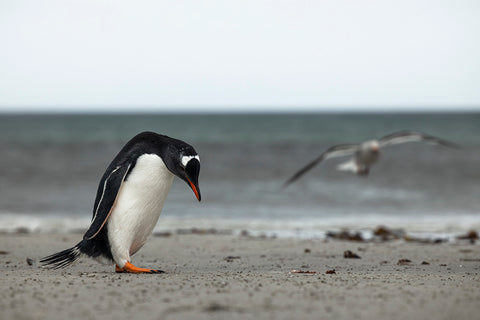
[107, 154, 174, 267]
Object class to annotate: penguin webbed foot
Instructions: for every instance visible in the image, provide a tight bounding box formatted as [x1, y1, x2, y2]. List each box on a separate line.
[115, 262, 165, 274]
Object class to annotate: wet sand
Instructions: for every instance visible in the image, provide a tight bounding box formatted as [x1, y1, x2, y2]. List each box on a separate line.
[1, 232, 479, 320]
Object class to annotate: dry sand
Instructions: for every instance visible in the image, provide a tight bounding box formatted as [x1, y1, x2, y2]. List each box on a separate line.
[1, 232, 479, 320]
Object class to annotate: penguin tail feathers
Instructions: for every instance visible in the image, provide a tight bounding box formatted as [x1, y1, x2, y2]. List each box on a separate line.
[40, 243, 82, 269]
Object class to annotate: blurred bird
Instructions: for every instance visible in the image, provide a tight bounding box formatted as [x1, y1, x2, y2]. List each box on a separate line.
[284, 130, 458, 187]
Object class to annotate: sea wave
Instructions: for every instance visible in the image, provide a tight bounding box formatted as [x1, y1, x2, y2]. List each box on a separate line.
[1, 212, 478, 239]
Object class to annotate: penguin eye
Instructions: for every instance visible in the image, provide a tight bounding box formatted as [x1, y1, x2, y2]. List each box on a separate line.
[181, 155, 200, 167]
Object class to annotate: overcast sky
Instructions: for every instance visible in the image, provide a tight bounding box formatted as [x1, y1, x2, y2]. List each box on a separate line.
[1, 0, 479, 112]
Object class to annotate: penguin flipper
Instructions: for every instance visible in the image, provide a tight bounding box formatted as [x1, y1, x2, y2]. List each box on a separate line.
[84, 163, 131, 240]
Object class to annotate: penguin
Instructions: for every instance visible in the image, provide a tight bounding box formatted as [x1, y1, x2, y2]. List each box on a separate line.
[40, 131, 201, 273]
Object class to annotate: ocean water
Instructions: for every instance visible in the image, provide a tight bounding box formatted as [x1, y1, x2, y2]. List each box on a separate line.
[1, 112, 479, 237]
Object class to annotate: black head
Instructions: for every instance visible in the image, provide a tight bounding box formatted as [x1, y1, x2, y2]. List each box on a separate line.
[161, 137, 201, 202]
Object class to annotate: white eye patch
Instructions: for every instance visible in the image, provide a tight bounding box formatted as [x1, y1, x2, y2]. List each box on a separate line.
[181, 155, 200, 167]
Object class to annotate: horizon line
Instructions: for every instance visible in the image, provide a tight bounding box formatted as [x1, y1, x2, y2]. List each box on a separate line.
[0, 104, 479, 114]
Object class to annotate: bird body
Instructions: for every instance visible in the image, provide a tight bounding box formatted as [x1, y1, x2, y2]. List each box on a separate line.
[41, 132, 201, 273]
[338, 140, 380, 175]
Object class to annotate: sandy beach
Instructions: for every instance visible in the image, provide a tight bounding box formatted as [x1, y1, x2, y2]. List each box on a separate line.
[1, 231, 479, 320]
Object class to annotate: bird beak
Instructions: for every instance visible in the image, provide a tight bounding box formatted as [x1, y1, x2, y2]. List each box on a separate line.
[187, 178, 201, 201]
[184, 159, 201, 201]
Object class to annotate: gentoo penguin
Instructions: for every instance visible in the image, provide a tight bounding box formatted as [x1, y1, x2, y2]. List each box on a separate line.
[284, 130, 458, 187]
[41, 131, 201, 273]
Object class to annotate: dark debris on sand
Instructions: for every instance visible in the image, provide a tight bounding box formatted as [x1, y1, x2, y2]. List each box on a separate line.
[224, 256, 241, 262]
[456, 230, 479, 244]
[153, 231, 172, 237]
[373, 226, 405, 241]
[397, 259, 412, 265]
[326, 230, 364, 242]
[176, 228, 233, 236]
[326, 225, 476, 245]
[344, 250, 361, 259]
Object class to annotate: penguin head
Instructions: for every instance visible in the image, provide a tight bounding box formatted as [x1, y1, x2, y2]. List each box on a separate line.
[164, 144, 201, 202]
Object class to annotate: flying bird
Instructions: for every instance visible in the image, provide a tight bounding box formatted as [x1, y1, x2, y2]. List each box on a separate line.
[41, 131, 201, 273]
[284, 130, 458, 187]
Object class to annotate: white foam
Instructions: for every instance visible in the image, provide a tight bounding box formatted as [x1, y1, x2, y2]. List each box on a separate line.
[0, 212, 91, 233]
[2, 211, 479, 240]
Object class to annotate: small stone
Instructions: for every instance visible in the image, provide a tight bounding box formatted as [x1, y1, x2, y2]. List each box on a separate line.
[344, 250, 361, 259]
[397, 259, 412, 265]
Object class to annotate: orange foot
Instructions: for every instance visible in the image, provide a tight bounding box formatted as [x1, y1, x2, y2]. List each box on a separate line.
[115, 262, 165, 274]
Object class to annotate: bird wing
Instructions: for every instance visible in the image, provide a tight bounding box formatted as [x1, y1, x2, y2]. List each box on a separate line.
[84, 163, 131, 240]
[378, 130, 459, 149]
[283, 144, 358, 187]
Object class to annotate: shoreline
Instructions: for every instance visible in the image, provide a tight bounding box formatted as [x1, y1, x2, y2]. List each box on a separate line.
[1, 222, 478, 244]
[1, 211, 480, 241]
[1, 232, 479, 320]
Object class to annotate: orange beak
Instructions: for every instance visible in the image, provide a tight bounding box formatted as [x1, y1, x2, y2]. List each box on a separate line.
[187, 178, 201, 201]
